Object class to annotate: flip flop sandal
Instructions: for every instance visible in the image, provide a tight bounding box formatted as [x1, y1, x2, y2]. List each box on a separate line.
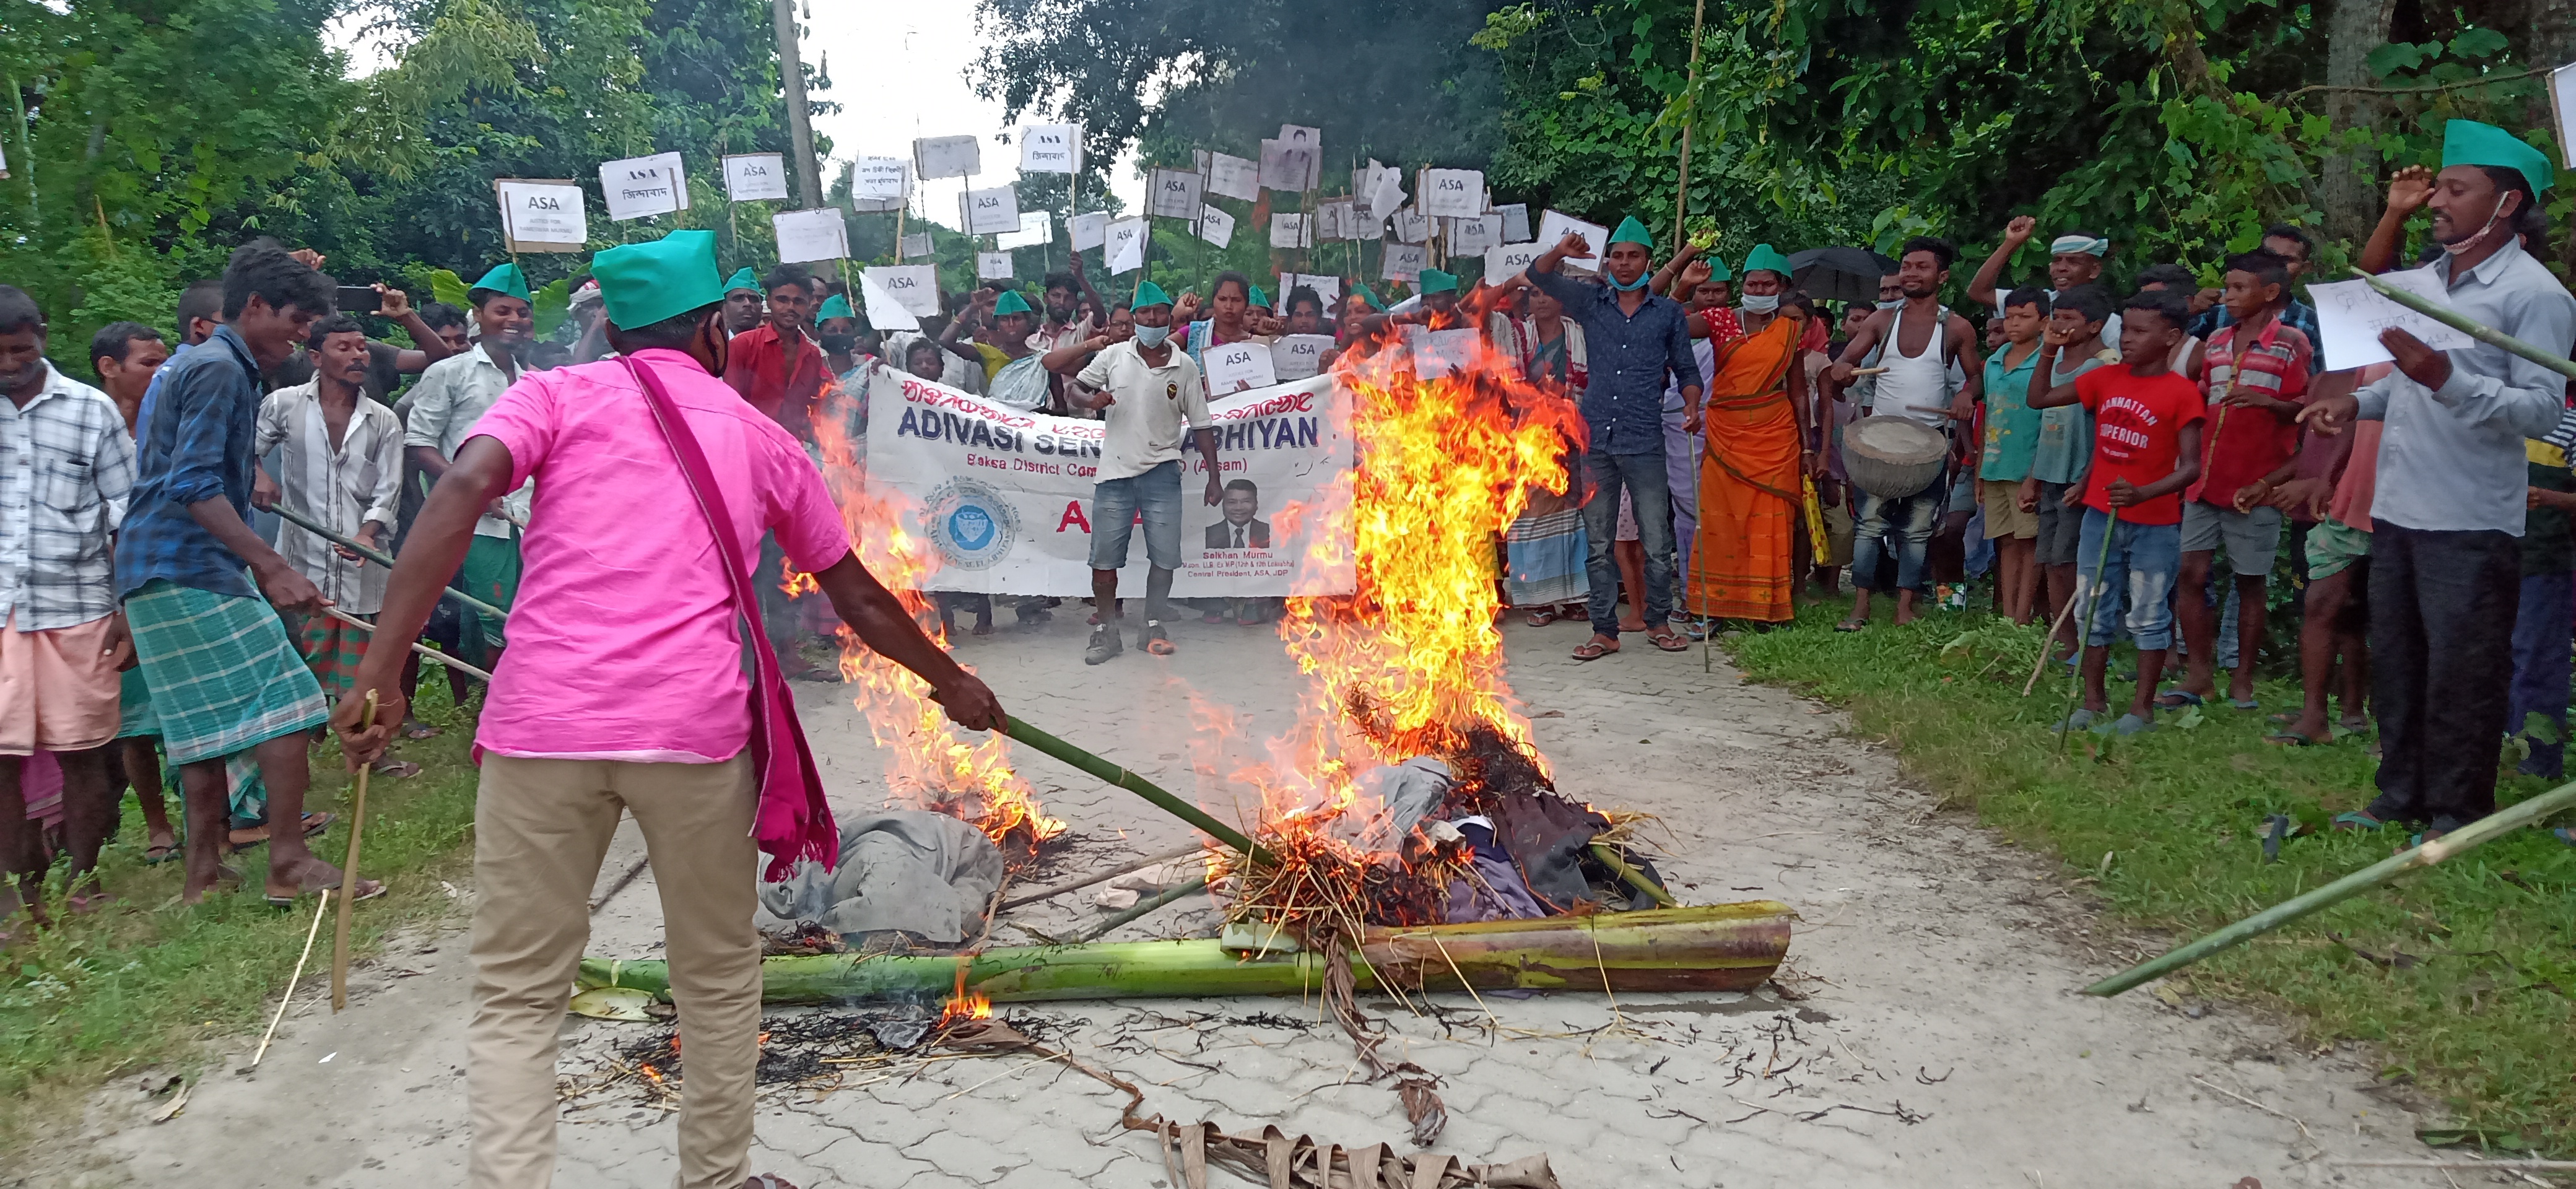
[1834, 618, 1868, 633]
[1571, 639, 1618, 661]
[1524, 608, 1560, 626]
[300, 812, 336, 838]
[1649, 630, 1691, 652]
[401, 721, 442, 740]
[2110, 712, 2157, 736]
[2153, 690, 2204, 709]
[371, 759, 422, 778]
[744, 1175, 802, 1189]
[2263, 731, 2323, 747]
[141, 843, 178, 865]
[2330, 811, 2385, 832]
[2228, 697, 2261, 711]
[2268, 712, 2299, 726]
[2048, 708, 2099, 734]
[266, 878, 385, 909]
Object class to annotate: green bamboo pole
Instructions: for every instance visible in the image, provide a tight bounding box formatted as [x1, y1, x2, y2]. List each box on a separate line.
[2348, 267, 2576, 381]
[1000, 718, 1273, 864]
[2083, 780, 2576, 996]
[1588, 842, 1677, 907]
[267, 503, 510, 625]
[1076, 876, 1210, 941]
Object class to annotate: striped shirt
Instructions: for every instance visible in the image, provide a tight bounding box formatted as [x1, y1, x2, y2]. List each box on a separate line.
[256, 381, 405, 616]
[0, 362, 137, 629]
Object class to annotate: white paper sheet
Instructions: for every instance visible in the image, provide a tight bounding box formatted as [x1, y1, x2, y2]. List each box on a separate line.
[772, 207, 849, 264]
[1485, 242, 1542, 284]
[1268, 212, 1312, 250]
[1406, 327, 1481, 379]
[1421, 168, 1484, 219]
[856, 270, 920, 332]
[913, 135, 981, 181]
[1534, 209, 1606, 275]
[599, 152, 689, 221]
[721, 153, 790, 203]
[2554, 63, 2576, 168]
[1197, 204, 1235, 248]
[900, 232, 934, 259]
[959, 185, 1020, 235]
[1070, 212, 1109, 252]
[2307, 268, 2478, 371]
[864, 264, 940, 320]
[1271, 333, 1334, 381]
[1206, 152, 1260, 202]
[1203, 339, 1278, 394]
[995, 211, 1053, 250]
[1105, 217, 1149, 274]
[1496, 203, 1531, 244]
[1277, 273, 1339, 312]
[1390, 207, 1431, 245]
[495, 180, 587, 250]
[1019, 123, 1081, 173]
[977, 251, 1014, 281]
[1260, 136, 1321, 193]
[1367, 165, 1405, 228]
[851, 156, 910, 201]
[1382, 242, 1427, 283]
[1447, 214, 1502, 255]
[1147, 167, 1204, 219]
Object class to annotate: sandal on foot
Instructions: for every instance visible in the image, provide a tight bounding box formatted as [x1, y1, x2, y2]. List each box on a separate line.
[2048, 708, 2099, 734]
[1571, 638, 1619, 661]
[2153, 690, 2205, 709]
[401, 721, 441, 740]
[1524, 608, 1560, 627]
[1834, 617, 1868, 633]
[265, 878, 384, 908]
[2263, 731, 2325, 747]
[2228, 697, 2261, 711]
[141, 843, 178, 866]
[1649, 629, 1691, 651]
[2330, 811, 2386, 833]
[1141, 623, 1177, 656]
[2110, 712, 2157, 736]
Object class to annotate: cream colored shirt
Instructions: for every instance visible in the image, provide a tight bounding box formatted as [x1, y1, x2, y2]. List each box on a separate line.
[258, 381, 404, 614]
[399, 343, 533, 537]
[1075, 340, 1211, 482]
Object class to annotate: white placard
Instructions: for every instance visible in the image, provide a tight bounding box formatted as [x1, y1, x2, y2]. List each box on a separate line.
[959, 185, 1019, 235]
[852, 155, 910, 201]
[1259, 137, 1320, 193]
[1203, 339, 1278, 394]
[1382, 242, 1427, 283]
[1313, 199, 1351, 242]
[1206, 152, 1260, 202]
[864, 264, 941, 319]
[901, 232, 934, 259]
[1277, 273, 1339, 312]
[1406, 327, 1481, 379]
[1391, 207, 1431, 245]
[996, 211, 1053, 250]
[599, 152, 689, 221]
[1366, 163, 1406, 227]
[1271, 334, 1333, 380]
[494, 180, 587, 251]
[1421, 168, 1485, 219]
[2307, 269, 2478, 370]
[1269, 212, 1312, 250]
[1019, 123, 1081, 173]
[856, 271, 920, 332]
[1070, 212, 1110, 252]
[1105, 217, 1149, 275]
[1447, 214, 1502, 255]
[977, 251, 1014, 281]
[1485, 242, 1543, 282]
[1197, 204, 1236, 248]
[1147, 167, 1204, 219]
[913, 135, 981, 181]
[1496, 203, 1531, 243]
[722, 152, 791, 203]
[1534, 209, 1606, 275]
[2554, 63, 2576, 168]
[772, 207, 849, 264]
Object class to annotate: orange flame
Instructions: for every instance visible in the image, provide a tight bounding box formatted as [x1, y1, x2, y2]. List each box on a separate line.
[804, 368, 1065, 849]
[937, 959, 993, 1026]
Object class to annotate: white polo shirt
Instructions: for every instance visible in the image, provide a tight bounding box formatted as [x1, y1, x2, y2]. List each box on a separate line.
[1076, 339, 1211, 482]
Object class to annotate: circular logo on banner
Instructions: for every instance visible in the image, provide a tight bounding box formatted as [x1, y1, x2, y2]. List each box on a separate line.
[922, 477, 1019, 571]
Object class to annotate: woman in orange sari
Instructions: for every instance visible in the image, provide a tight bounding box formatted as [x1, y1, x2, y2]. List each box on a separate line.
[1686, 250, 1814, 624]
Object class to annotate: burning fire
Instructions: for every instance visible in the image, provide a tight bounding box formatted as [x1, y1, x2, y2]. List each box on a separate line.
[937, 958, 993, 1027]
[794, 369, 1066, 850]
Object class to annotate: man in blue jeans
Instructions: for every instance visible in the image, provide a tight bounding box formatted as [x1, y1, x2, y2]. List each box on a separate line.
[1069, 282, 1222, 664]
[1526, 217, 1702, 659]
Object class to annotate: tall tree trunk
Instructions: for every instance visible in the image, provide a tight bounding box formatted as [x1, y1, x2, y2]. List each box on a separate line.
[2321, 0, 2399, 250]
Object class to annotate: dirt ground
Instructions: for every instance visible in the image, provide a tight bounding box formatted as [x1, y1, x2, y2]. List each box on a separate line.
[21, 612, 2471, 1188]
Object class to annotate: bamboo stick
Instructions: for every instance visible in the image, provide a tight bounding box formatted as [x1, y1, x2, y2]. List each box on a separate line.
[2348, 266, 2576, 381]
[996, 842, 1207, 911]
[999, 718, 1272, 864]
[321, 606, 495, 683]
[267, 503, 510, 625]
[2082, 778, 2576, 996]
[248, 889, 329, 1070]
[1077, 876, 1210, 942]
[1588, 842, 1677, 907]
[579, 902, 1794, 1005]
[330, 691, 380, 1013]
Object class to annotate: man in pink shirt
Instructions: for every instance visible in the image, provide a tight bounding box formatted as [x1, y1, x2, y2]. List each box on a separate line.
[333, 229, 1003, 1189]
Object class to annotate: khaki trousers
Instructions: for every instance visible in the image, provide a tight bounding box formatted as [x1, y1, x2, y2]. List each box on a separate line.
[469, 754, 761, 1189]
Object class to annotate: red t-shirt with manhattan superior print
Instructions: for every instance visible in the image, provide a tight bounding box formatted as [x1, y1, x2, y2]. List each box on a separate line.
[2076, 364, 2206, 526]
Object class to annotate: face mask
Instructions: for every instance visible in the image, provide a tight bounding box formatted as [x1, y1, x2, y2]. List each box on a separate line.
[1877, 298, 1905, 311]
[819, 333, 856, 355]
[1606, 270, 1652, 292]
[1741, 294, 1781, 314]
[2442, 203, 2509, 256]
[1132, 324, 1172, 348]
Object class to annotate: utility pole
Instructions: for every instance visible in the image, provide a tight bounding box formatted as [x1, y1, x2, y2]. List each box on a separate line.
[771, 0, 824, 207]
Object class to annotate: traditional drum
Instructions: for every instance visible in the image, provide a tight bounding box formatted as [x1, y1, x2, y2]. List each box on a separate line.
[1841, 416, 1947, 499]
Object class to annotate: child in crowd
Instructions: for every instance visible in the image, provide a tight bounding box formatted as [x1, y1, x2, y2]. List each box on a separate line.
[1978, 288, 2049, 622]
[2027, 289, 2206, 736]
[2165, 251, 2311, 711]
[2018, 284, 2117, 656]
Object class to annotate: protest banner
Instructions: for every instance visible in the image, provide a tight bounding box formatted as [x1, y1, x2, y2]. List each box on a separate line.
[1485, 242, 1542, 284]
[996, 211, 1053, 250]
[722, 153, 790, 202]
[1364, 162, 1405, 225]
[863, 264, 942, 318]
[1422, 168, 1485, 219]
[960, 185, 1020, 235]
[1272, 334, 1333, 381]
[1204, 339, 1277, 394]
[1148, 167, 1204, 219]
[978, 251, 1014, 281]
[1535, 209, 1606, 274]
[1447, 213, 1502, 255]
[1382, 242, 1427, 283]
[851, 156, 910, 213]
[1269, 212, 1312, 250]
[914, 135, 981, 180]
[863, 367, 1354, 598]
[1105, 217, 1149, 274]
[1315, 198, 1357, 242]
[1207, 152, 1260, 201]
[773, 207, 850, 264]
[1406, 327, 1480, 378]
[901, 232, 934, 259]
[599, 152, 689, 220]
[493, 180, 586, 252]
[1390, 207, 1431, 245]
[858, 269, 921, 331]
[1197, 204, 1235, 248]
[1019, 124, 1081, 173]
[1495, 203, 1532, 243]
[1277, 272, 1338, 311]
[1071, 212, 1110, 251]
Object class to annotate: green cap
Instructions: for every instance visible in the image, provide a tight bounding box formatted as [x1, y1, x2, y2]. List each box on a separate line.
[1741, 243, 1794, 279]
[2442, 118, 2556, 195]
[469, 263, 531, 302]
[1416, 268, 1460, 295]
[594, 230, 725, 331]
[723, 267, 762, 295]
[992, 290, 1033, 316]
[1130, 280, 1173, 311]
[816, 294, 855, 322]
[1247, 284, 1272, 309]
[1352, 283, 1384, 311]
[1703, 255, 1731, 282]
[1608, 216, 1654, 248]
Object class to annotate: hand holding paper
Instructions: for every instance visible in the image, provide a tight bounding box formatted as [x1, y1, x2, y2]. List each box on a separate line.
[2305, 266, 2474, 371]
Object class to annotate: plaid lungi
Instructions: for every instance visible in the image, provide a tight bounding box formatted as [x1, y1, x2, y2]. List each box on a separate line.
[124, 580, 328, 765]
[114, 667, 160, 739]
[289, 611, 373, 701]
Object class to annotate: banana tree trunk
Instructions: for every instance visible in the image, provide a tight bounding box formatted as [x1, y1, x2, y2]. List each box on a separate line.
[579, 902, 1793, 1006]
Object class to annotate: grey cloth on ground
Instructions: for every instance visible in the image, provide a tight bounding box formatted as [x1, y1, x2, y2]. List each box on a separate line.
[759, 810, 1004, 943]
[1354, 756, 1453, 850]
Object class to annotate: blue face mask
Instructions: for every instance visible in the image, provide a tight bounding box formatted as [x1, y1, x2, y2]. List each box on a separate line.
[1132, 323, 1172, 348]
[1877, 298, 1905, 311]
[1606, 269, 1653, 292]
[1741, 293, 1780, 314]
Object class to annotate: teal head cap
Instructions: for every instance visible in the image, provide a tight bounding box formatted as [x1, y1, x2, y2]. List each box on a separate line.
[593, 230, 725, 331]
[1416, 268, 1460, 295]
[1130, 280, 1173, 311]
[1351, 283, 1385, 311]
[992, 290, 1035, 317]
[1607, 216, 1655, 248]
[1741, 243, 1794, 281]
[723, 267, 763, 295]
[816, 294, 856, 322]
[1702, 255, 1731, 282]
[468, 263, 531, 303]
[2442, 118, 2556, 195]
[1247, 284, 1272, 310]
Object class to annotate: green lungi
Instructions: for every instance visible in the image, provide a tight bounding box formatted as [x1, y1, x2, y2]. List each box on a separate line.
[124, 580, 328, 765]
[458, 533, 522, 659]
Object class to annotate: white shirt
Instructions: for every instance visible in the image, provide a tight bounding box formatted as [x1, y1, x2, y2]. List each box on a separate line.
[1076, 340, 1211, 482]
[0, 362, 134, 630]
[399, 343, 533, 537]
[257, 381, 405, 615]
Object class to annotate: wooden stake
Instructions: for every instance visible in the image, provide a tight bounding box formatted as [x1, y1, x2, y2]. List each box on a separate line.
[250, 889, 328, 1069]
[1671, 0, 1709, 251]
[321, 606, 494, 683]
[330, 691, 380, 1013]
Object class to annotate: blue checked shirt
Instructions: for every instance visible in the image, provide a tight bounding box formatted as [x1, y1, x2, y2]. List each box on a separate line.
[1524, 265, 1702, 454]
[115, 324, 266, 601]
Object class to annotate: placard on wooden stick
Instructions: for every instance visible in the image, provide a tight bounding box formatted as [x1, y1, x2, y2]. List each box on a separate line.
[599, 152, 690, 221]
[772, 207, 849, 264]
[914, 136, 982, 181]
[722, 153, 790, 203]
[494, 180, 587, 252]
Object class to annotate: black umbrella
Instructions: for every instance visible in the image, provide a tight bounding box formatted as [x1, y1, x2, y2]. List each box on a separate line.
[1785, 246, 1899, 305]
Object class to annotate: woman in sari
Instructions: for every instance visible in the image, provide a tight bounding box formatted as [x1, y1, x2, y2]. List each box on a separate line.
[1490, 277, 1592, 622]
[1686, 250, 1814, 625]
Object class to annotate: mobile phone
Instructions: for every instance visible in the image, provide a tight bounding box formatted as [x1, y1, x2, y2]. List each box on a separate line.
[336, 285, 382, 315]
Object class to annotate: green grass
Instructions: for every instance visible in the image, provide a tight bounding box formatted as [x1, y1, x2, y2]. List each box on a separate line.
[1728, 598, 2576, 1154]
[0, 682, 485, 1155]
